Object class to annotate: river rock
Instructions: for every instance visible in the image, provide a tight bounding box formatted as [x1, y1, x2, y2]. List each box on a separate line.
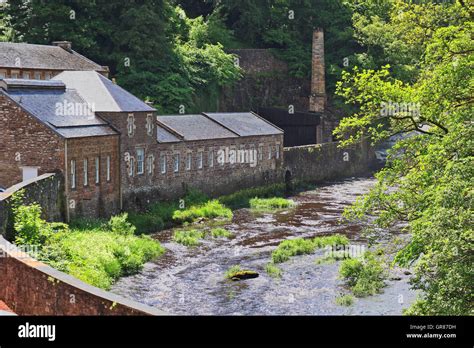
[230, 271, 259, 281]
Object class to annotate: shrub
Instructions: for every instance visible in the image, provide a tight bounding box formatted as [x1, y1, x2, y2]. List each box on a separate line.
[339, 251, 387, 297]
[173, 229, 205, 246]
[210, 228, 232, 238]
[249, 197, 295, 211]
[172, 200, 232, 223]
[265, 262, 282, 278]
[13, 204, 52, 246]
[335, 294, 355, 306]
[108, 213, 136, 235]
[128, 213, 164, 234]
[219, 183, 286, 209]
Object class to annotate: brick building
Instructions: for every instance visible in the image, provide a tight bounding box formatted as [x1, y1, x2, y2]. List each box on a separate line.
[53, 71, 284, 210]
[0, 79, 120, 219]
[0, 41, 108, 80]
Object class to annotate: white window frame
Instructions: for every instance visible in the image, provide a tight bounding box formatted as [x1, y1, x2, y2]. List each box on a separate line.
[44, 72, 52, 80]
[11, 71, 19, 79]
[129, 157, 135, 177]
[173, 154, 180, 173]
[160, 154, 167, 174]
[127, 114, 135, 137]
[146, 114, 154, 136]
[23, 72, 30, 79]
[83, 159, 88, 186]
[106, 156, 111, 182]
[147, 154, 154, 174]
[70, 160, 76, 189]
[136, 148, 145, 175]
[268, 145, 272, 160]
[208, 149, 214, 167]
[34, 72, 42, 80]
[95, 157, 100, 184]
[275, 143, 280, 159]
[197, 152, 203, 169]
[0, 70, 6, 79]
[258, 145, 263, 161]
[186, 152, 192, 171]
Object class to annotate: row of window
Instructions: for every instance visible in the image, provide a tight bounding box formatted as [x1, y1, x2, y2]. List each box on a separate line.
[70, 156, 111, 189]
[127, 114, 154, 137]
[128, 145, 281, 176]
[0, 70, 53, 80]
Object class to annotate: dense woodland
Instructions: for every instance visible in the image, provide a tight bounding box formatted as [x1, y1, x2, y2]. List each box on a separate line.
[1, 0, 472, 315]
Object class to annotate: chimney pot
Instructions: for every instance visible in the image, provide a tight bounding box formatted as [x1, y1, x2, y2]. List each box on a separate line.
[52, 41, 72, 52]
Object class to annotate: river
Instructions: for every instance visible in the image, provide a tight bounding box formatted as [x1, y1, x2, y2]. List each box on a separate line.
[111, 177, 418, 315]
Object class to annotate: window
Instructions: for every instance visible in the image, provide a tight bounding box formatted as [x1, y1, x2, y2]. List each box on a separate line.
[106, 156, 111, 182]
[70, 160, 76, 189]
[23, 72, 30, 79]
[22, 167, 38, 182]
[208, 150, 214, 167]
[83, 159, 88, 186]
[258, 146, 263, 161]
[127, 114, 135, 137]
[95, 157, 100, 184]
[275, 144, 280, 159]
[146, 114, 154, 136]
[186, 153, 192, 170]
[160, 155, 167, 174]
[34, 72, 42, 80]
[268, 145, 272, 160]
[173, 154, 180, 173]
[11, 71, 19, 79]
[128, 157, 135, 176]
[197, 152, 203, 169]
[0, 71, 5, 79]
[147, 154, 154, 174]
[136, 148, 145, 174]
[44, 72, 52, 80]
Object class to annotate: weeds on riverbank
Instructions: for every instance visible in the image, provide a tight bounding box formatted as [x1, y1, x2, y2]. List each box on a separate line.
[265, 262, 282, 278]
[172, 200, 233, 223]
[271, 235, 350, 264]
[249, 197, 295, 211]
[12, 200, 164, 290]
[335, 294, 355, 306]
[173, 229, 206, 246]
[339, 251, 387, 297]
[210, 228, 232, 238]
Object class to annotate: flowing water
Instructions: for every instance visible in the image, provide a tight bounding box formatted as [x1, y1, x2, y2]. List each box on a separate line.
[111, 177, 418, 315]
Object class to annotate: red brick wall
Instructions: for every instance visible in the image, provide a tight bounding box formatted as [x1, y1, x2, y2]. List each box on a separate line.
[0, 93, 65, 188]
[66, 136, 120, 219]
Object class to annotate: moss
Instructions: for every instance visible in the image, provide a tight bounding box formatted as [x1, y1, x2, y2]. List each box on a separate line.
[335, 294, 355, 306]
[249, 197, 295, 211]
[225, 265, 258, 280]
[265, 262, 282, 278]
[210, 228, 232, 238]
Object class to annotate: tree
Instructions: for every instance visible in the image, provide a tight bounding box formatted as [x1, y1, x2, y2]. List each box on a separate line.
[335, 1, 473, 315]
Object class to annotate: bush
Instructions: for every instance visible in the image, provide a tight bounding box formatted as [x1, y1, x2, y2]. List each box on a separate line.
[13, 204, 52, 246]
[210, 228, 232, 238]
[173, 229, 205, 246]
[249, 197, 295, 211]
[108, 213, 136, 235]
[265, 262, 282, 278]
[335, 294, 355, 306]
[172, 200, 232, 223]
[219, 183, 286, 209]
[128, 213, 164, 234]
[339, 251, 387, 297]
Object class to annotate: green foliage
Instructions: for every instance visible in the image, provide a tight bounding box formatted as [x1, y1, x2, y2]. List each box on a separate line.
[210, 228, 232, 238]
[12, 204, 164, 290]
[249, 197, 295, 211]
[224, 265, 258, 280]
[339, 251, 387, 297]
[265, 262, 282, 278]
[127, 213, 164, 235]
[108, 213, 136, 236]
[271, 234, 349, 264]
[335, 294, 355, 306]
[337, 1, 473, 315]
[172, 200, 232, 223]
[219, 183, 286, 209]
[173, 229, 205, 246]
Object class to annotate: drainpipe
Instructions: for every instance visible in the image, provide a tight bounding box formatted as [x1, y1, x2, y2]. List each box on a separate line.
[64, 139, 70, 222]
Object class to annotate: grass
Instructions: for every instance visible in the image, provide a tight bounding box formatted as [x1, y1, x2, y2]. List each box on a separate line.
[249, 197, 295, 211]
[335, 294, 355, 306]
[172, 200, 233, 223]
[271, 234, 349, 264]
[339, 251, 387, 297]
[265, 262, 282, 278]
[173, 229, 206, 246]
[210, 228, 232, 238]
[219, 183, 286, 209]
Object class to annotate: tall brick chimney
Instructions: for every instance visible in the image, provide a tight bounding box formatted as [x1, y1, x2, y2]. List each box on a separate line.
[309, 28, 326, 113]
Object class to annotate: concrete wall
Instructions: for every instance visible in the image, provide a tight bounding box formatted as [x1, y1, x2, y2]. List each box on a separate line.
[0, 173, 65, 240]
[0, 236, 167, 315]
[283, 140, 376, 184]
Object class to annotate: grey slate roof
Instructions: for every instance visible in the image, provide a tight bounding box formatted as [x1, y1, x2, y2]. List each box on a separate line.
[0, 79, 65, 90]
[1, 79, 117, 139]
[203, 112, 283, 136]
[0, 42, 106, 72]
[53, 71, 155, 112]
[156, 125, 182, 143]
[157, 114, 238, 141]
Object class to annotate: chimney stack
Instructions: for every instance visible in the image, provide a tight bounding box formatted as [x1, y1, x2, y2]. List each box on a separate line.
[309, 28, 326, 113]
[52, 41, 72, 52]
